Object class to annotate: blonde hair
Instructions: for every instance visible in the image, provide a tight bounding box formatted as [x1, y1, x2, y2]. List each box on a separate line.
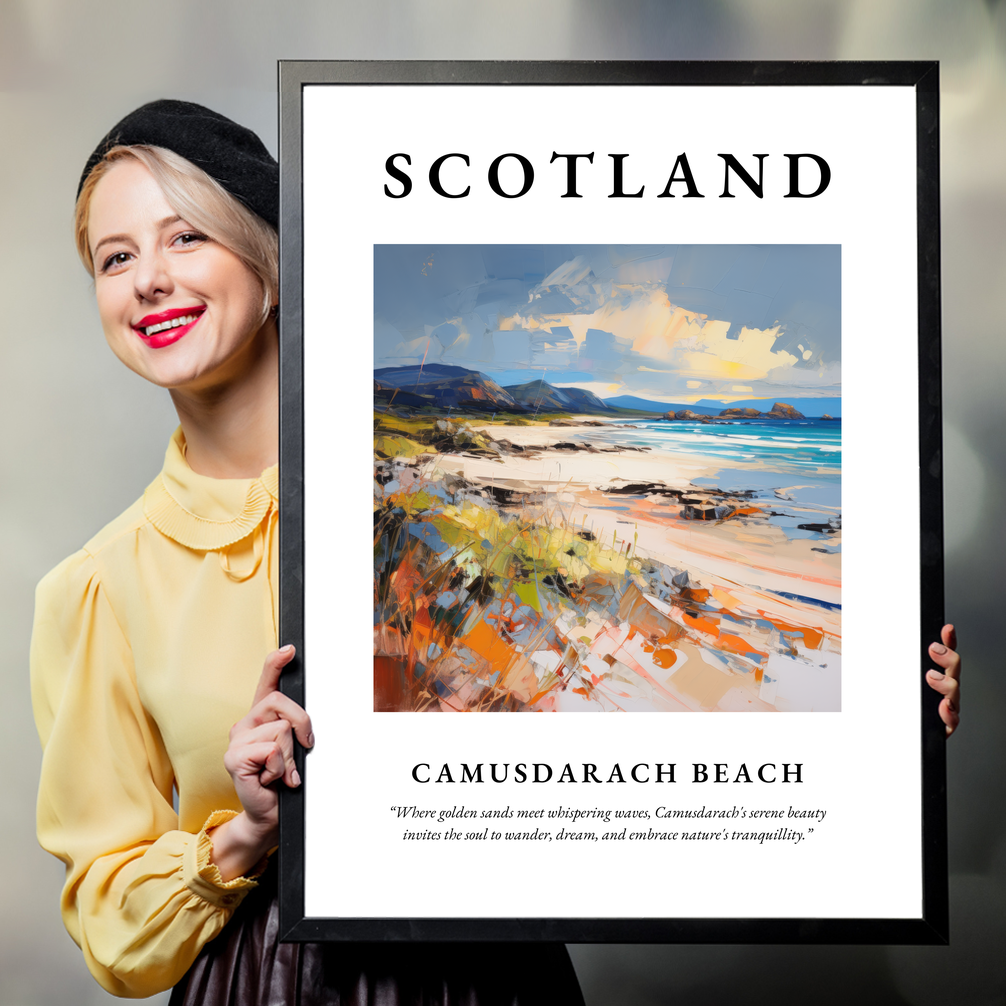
[75, 145, 278, 322]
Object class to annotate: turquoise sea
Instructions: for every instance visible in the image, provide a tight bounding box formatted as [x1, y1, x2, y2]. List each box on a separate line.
[589, 417, 842, 546]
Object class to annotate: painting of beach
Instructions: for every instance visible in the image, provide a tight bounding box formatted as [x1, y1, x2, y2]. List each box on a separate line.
[373, 245, 841, 713]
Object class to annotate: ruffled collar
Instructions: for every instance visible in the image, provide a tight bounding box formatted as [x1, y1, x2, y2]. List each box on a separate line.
[143, 428, 278, 551]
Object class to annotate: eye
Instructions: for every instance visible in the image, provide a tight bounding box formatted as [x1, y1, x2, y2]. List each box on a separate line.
[172, 230, 208, 249]
[100, 251, 132, 274]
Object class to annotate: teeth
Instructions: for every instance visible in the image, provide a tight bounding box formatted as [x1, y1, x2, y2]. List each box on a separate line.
[142, 313, 199, 337]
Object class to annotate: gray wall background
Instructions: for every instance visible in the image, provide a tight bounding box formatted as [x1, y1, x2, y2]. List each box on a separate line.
[1, 2, 1002, 1003]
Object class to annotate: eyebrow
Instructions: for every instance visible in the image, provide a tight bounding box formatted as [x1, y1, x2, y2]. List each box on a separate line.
[91, 215, 185, 258]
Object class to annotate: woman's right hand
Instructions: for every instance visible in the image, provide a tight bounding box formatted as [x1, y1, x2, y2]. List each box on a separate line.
[209, 645, 314, 881]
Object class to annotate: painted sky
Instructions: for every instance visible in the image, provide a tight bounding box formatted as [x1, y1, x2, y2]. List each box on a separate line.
[374, 245, 840, 404]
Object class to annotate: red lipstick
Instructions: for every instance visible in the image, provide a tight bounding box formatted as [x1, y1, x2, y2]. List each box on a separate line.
[132, 306, 205, 349]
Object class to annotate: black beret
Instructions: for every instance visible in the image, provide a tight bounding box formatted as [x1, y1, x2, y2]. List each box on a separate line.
[78, 99, 278, 228]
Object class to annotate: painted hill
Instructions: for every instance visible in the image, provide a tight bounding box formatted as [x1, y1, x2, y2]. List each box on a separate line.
[503, 381, 615, 414]
[374, 364, 523, 413]
[375, 365, 621, 416]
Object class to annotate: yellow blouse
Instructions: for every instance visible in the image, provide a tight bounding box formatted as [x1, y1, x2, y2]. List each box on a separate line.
[31, 428, 279, 998]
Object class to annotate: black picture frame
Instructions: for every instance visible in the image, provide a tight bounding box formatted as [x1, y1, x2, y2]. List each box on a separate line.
[277, 60, 945, 944]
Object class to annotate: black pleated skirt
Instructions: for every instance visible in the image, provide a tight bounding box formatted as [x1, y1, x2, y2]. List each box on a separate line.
[169, 869, 585, 1006]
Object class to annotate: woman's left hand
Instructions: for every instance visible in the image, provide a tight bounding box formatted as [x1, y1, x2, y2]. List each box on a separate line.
[926, 624, 960, 737]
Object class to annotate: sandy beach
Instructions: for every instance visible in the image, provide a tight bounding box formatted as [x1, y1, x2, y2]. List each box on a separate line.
[374, 416, 841, 714]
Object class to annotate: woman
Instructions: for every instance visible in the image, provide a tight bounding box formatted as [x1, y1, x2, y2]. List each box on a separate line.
[31, 100, 586, 1003]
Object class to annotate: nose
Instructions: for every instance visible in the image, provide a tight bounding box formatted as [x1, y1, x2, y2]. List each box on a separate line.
[133, 247, 173, 303]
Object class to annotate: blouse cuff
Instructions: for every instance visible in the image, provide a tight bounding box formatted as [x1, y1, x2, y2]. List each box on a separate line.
[183, 810, 269, 909]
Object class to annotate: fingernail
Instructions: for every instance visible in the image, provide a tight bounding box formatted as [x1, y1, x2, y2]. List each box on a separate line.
[306, 732, 315, 748]
[292, 768, 301, 787]
[946, 700, 956, 713]
[931, 643, 947, 654]
[280, 644, 295, 654]
[928, 670, 944, 680]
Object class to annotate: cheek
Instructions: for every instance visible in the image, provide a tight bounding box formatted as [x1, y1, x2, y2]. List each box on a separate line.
[94, 285, 133, 345]
[221, 267, 268, 333]
[194, 252, 266, 330]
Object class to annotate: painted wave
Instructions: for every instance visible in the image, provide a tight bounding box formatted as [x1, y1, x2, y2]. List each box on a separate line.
[589, 418, 841, 477]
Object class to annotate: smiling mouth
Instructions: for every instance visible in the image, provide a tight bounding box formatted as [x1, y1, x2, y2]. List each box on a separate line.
[134, 307, 206, 338]
[131, 307, 207, 349]
[142, 313, 199, 337]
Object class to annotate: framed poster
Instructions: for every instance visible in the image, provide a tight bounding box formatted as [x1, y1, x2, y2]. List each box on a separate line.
[277, 61, 946, 943]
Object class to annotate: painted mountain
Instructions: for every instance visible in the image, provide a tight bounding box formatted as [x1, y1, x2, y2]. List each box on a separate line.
[502, 380, 615, 414]
[375, 364, 615, 415]
[374, 364, 522, 413]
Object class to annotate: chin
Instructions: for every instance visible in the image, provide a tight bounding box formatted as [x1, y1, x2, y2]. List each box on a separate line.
[122, 352, 217, 391]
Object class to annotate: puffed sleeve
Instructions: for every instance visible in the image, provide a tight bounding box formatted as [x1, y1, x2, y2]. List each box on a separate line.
[31, 549, 262, 998]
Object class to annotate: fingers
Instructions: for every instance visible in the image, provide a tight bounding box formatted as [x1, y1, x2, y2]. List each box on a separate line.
[929, 627, 961, 682]
[225, 645, 313, 804]
[233, 689, 314, 750]
[940, 697, 960, 737]
[252, 644, 297, 706]
[924, 682, 960, 736]
[248, 719, 299, 788]
[928, 643, 961, 679]
[225, 739, 289, 788]
[926, 624, 961, 737]
[245, 644, 314, 750]
[252, 740, 288, 788]
[941, 623, 957, 653]
[226, 720, 301, 788]
[926, 667, 959, 706]
[926, 661, 960, 740]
